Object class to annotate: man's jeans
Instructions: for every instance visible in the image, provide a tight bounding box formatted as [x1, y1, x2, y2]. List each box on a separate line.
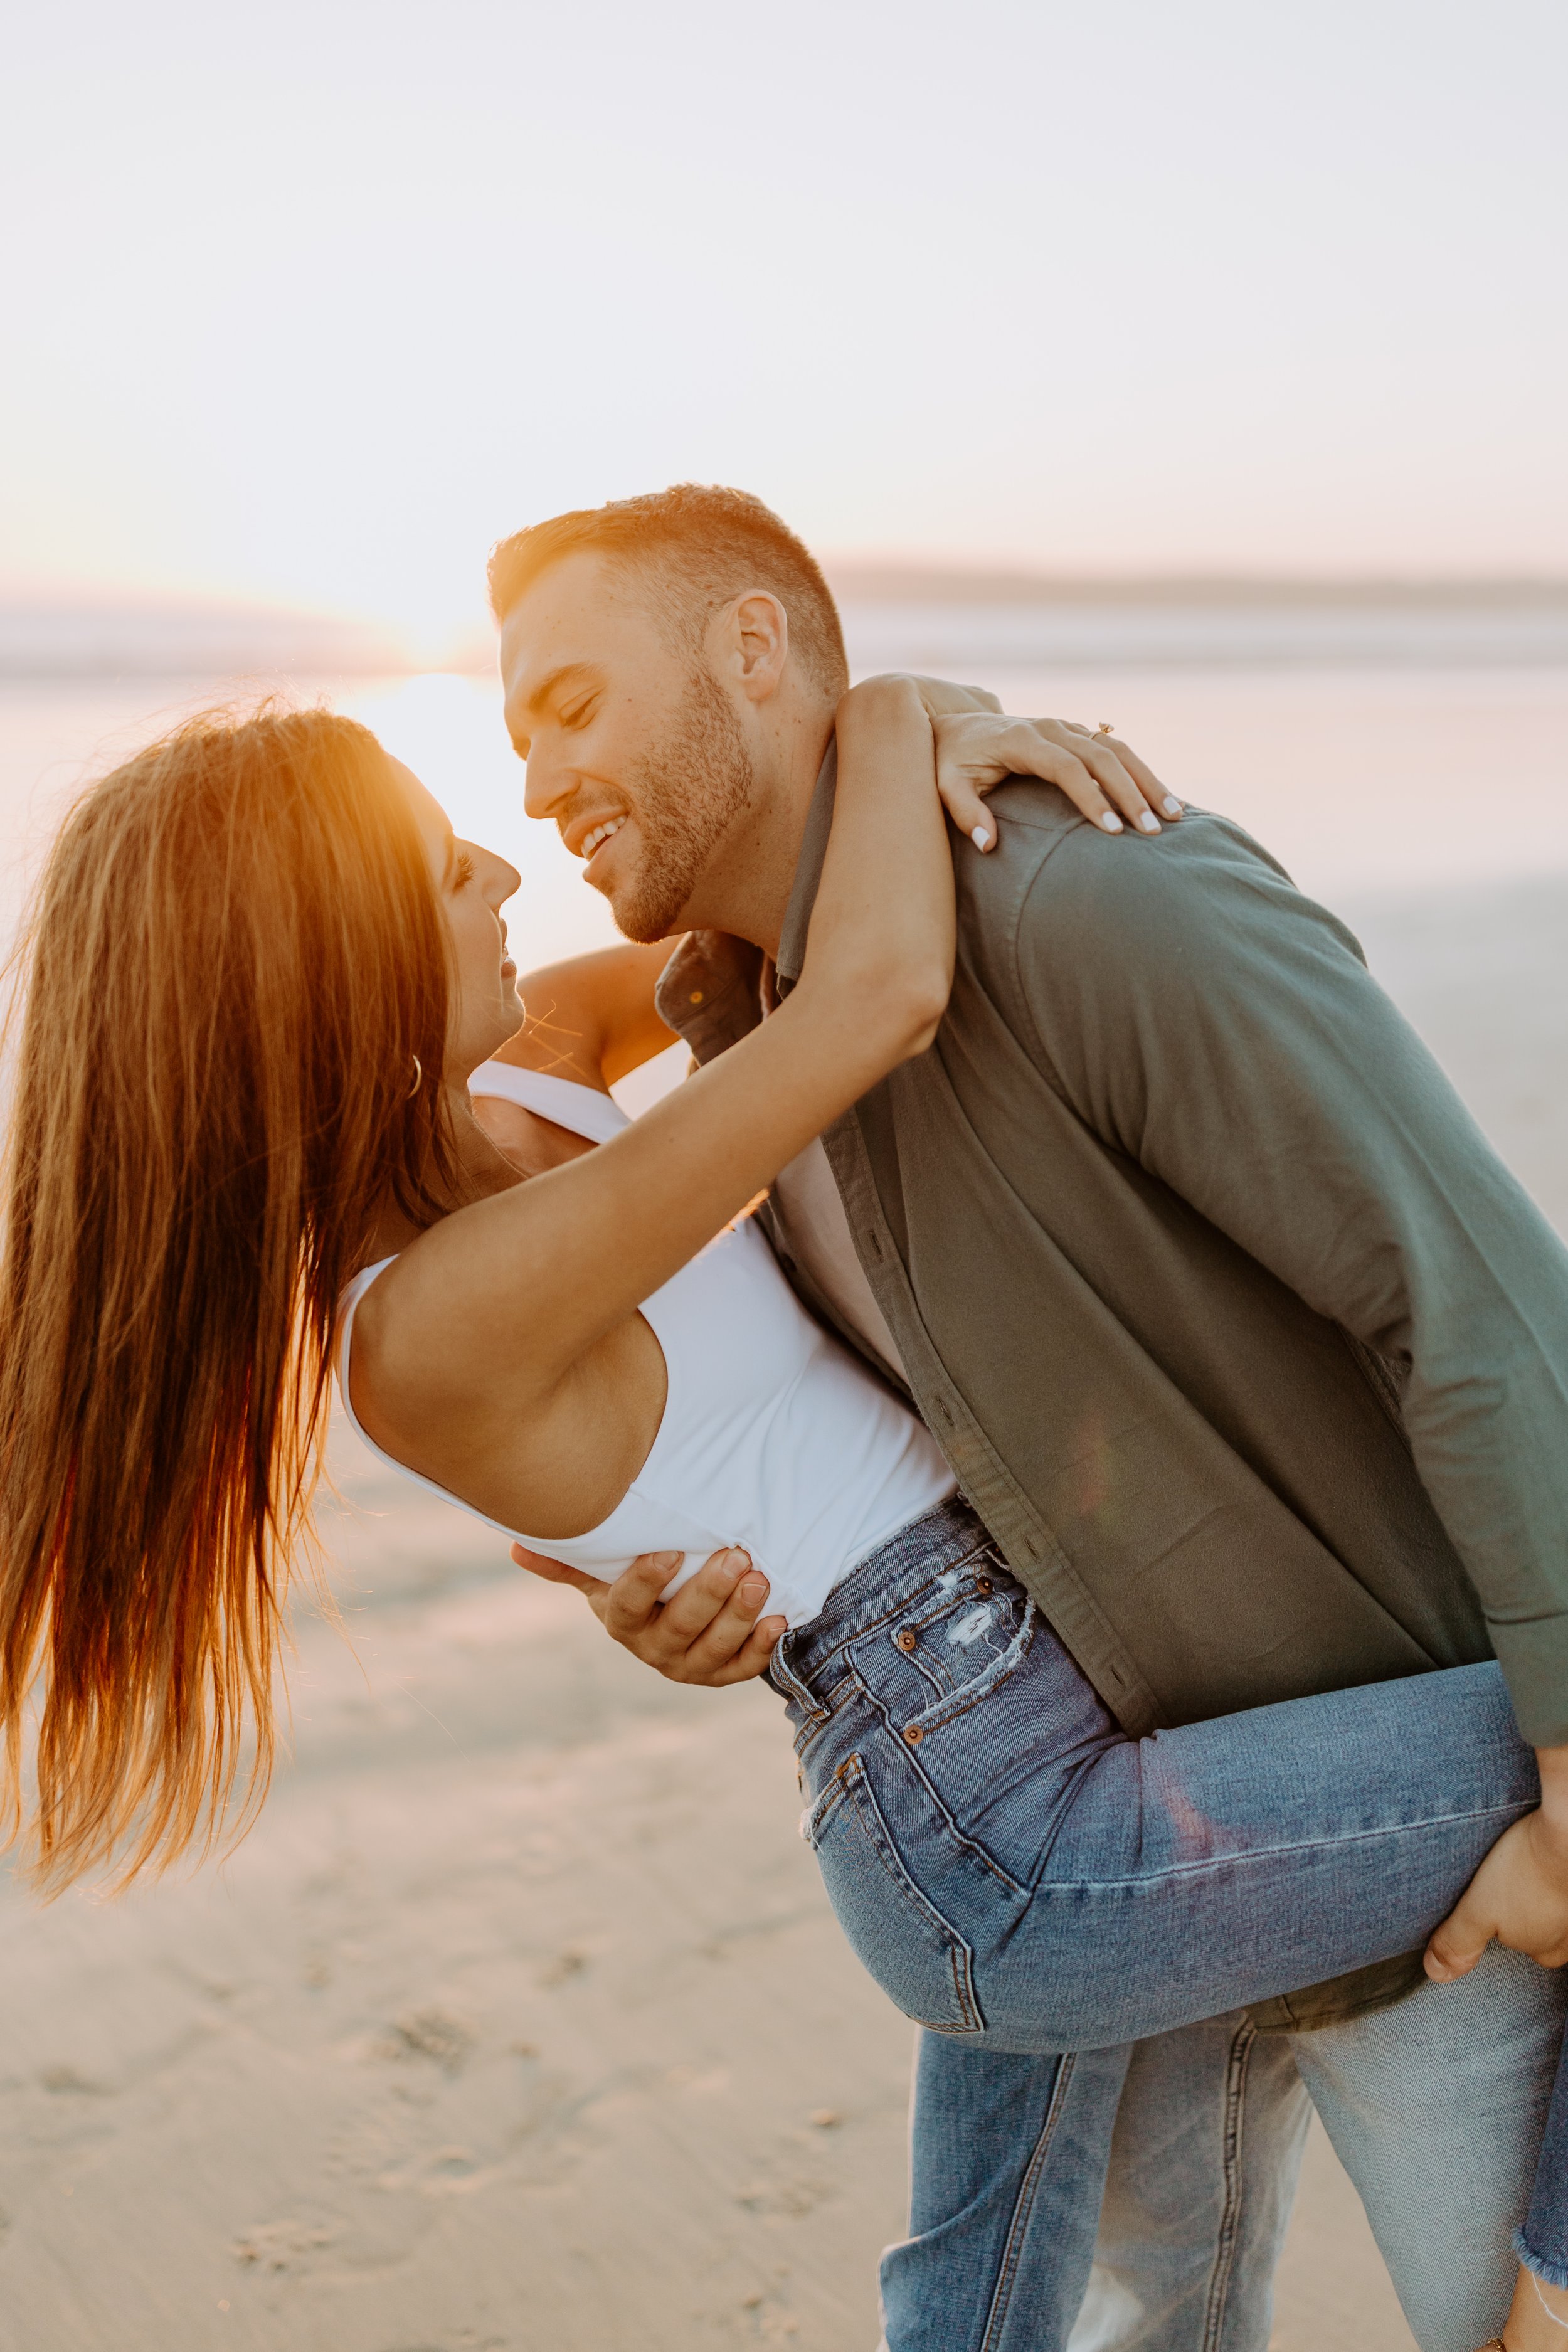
[883, 1942, 1565, 2352]
[766, 1498, 1567, 2351]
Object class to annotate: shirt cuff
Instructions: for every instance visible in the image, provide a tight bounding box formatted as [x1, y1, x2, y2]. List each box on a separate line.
[1491, 1610, 1568, 1750]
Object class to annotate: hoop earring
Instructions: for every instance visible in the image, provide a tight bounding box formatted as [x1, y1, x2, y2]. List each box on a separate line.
[407, 1054, 423, 1099]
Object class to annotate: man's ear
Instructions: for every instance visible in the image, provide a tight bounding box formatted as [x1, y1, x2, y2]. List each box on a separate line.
[714, 591, 789, 705]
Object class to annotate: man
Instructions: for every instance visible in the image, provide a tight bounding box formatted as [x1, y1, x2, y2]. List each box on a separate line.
[488, 484, 1568, 2352]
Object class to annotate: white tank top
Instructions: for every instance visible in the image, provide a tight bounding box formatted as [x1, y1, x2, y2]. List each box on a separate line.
[336, 1065, 956, 1629]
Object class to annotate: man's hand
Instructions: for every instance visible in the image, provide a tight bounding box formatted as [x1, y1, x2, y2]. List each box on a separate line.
[1425, 1744, 1568, 1979]
[508, 1542, 785, 1686]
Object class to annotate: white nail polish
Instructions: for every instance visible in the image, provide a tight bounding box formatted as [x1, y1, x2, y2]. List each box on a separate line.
[1100, 812, 1123, 833]
[1162, 795, 1182, 816]
[971, 824, 991, 852]
[1138, 811, 1161, 834]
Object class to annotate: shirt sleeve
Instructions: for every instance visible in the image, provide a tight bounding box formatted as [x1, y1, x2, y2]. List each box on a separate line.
[1014, 810, 1568, 1748]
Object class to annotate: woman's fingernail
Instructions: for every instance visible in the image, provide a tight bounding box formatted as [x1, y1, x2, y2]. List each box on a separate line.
[1100, 812, 1123, 833]
[971, 824, 992, 852]
[1162, 795, 1182, 816]
[1138, 811, 1161, 834]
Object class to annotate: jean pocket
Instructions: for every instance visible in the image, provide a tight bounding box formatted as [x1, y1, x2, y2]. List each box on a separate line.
[804, 1754, 984, 2036]
[852, 1555, 1037, 1743]
[903, 1596, 1037, 1739]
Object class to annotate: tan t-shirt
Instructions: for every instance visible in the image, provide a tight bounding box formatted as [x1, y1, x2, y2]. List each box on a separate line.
[771, 1138, 908, 1383]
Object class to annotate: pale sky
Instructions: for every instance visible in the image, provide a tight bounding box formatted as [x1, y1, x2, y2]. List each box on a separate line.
[3, 0, 1563, 652]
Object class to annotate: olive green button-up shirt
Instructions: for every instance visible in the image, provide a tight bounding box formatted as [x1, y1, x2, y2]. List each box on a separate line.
[656, 755, 1568, 2026]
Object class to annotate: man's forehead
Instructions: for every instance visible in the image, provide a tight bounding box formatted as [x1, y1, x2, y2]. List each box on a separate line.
[499, 549, 649, 678]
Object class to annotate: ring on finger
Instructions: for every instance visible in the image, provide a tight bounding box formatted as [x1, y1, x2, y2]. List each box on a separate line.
[1093, 721, 1116, 740]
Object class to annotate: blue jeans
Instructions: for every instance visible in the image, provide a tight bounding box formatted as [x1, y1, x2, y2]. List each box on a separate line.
[768, 1500, 1568, 2348]
[895, 1946, 1566, 2352]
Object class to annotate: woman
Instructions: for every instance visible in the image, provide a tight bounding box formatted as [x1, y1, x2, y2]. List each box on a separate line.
[0, 681, 1561, 2352]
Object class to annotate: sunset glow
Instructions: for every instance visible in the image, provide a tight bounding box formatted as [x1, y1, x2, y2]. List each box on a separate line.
[3, 0, 1564, 651]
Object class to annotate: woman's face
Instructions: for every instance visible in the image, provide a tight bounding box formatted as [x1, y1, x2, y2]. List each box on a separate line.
[391, 758, 524, 1081]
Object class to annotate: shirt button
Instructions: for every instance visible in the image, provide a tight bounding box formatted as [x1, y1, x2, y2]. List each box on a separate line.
[896, 1629, 918, 1653]
[903, 1724, 924, 1745]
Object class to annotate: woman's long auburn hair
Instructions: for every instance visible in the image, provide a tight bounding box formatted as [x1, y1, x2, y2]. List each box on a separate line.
[0, 704, 455, 1889]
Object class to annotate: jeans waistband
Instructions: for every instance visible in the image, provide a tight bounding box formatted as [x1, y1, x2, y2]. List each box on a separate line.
[768, 1495, 1000, 1717]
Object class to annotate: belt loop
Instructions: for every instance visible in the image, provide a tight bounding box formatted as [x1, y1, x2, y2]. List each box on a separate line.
[768, 1634, 830, 1722]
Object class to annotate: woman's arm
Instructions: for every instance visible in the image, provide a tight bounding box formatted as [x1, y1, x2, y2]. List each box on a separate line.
[354, 677, 953, 1465]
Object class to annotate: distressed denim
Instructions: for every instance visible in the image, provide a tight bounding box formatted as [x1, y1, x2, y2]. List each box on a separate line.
[769, 1499, 1568, 2349]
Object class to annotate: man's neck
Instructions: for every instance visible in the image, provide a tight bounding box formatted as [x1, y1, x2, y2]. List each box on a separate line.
[679, 699, 834, 958]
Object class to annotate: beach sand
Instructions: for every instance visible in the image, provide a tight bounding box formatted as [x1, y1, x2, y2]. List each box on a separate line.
[0, 872, 1564, 2352]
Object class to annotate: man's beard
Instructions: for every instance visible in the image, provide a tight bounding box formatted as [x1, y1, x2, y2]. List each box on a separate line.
[612, 667, 755, 943]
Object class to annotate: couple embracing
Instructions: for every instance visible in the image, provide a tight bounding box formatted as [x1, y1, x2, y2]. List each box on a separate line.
[1, 485, 1565, 2351]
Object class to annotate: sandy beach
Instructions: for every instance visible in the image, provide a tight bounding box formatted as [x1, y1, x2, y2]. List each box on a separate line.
[0, 1436, 1428, 2352]
[0, 855, 1562, 2351]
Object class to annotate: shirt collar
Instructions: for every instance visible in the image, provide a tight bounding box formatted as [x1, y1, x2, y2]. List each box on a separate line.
[775, 737, 837, 994]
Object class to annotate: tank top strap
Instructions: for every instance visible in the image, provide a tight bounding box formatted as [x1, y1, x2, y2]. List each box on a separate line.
[467, 1062, 631, 1145]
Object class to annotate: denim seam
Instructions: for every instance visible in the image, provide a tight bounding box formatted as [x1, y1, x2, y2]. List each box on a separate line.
[1200, 2018, 1257, 2352]
[978, 2052, 1079, 2352]
[1042, 1799, 1533, 1892]
[802, 1769, 852, 1845]
[827, 1754, 985, 2032]
[792, 1676, 858, 1763]
[854, 1685, 1029, 1895]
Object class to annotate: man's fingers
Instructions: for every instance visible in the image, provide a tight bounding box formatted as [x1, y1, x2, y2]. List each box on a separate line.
[611, 1546, 752, 1648]
[704, 1613, 789, 1687]
[1423, 1899, 1492, 1982]
[675, 1568, 778, 1678]
[508, 1541, 607, 1601]
[598, 1550, 691, 1639]
[554, 1543, 785, 1688]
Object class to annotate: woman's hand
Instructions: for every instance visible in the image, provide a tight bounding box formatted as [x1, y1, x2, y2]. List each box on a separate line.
[933, 711, 1183, 850]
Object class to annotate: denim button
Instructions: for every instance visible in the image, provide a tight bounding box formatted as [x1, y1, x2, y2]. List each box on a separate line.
[903, 1724, 924, 1745]
[896, 1629, 918, 1653]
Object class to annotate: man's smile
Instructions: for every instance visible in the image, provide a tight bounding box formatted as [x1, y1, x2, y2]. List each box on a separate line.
[576, 815, 625, 861]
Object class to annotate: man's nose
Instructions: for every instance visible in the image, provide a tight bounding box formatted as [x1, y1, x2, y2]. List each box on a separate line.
[522, 746, 572, 824]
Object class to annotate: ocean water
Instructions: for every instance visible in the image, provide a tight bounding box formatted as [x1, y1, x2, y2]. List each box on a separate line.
[4, 656, 1565, 929]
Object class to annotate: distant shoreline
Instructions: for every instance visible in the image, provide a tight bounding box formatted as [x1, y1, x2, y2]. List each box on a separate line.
[825, 566, 1568, 610]
[2, 574, 1567, 680]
